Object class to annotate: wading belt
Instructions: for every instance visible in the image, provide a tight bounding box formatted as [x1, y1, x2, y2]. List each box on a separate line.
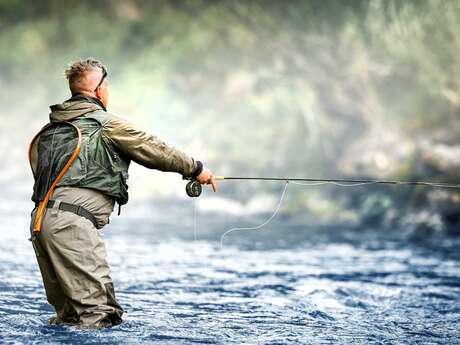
[46, 200, 98, 228]
[28, 121, 82, 232]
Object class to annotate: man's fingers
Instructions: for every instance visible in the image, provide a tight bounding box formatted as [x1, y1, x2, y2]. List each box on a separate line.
[210, 176, 217, 192]
[196, 167, 217, 192]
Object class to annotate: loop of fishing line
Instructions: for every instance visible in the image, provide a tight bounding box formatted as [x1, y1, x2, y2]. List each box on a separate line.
[219, 181, 289, 249]
[191, 177, 460, 248]
[217, 180, 382, 247]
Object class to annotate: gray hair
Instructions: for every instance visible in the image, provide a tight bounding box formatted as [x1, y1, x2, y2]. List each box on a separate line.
[64, 58, 106, 92]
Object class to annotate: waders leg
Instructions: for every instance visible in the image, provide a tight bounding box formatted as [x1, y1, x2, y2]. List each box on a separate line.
[32, 207, 123, 328]
[30, 209, 78, 324]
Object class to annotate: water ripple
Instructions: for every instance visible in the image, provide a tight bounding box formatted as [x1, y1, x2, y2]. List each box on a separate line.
[1, 219, 460, 344]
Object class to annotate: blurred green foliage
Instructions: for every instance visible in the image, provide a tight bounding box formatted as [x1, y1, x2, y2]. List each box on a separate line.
[1, 0, 459, 219]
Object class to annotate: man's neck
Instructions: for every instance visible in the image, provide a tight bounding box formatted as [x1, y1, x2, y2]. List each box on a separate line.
[69, 93, 107, 112]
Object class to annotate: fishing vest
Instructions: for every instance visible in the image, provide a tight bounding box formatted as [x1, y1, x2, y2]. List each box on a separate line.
[31, 111, 131, 206]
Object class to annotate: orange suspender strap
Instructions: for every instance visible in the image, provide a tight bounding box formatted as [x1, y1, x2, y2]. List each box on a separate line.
[28, 121, 82, 233]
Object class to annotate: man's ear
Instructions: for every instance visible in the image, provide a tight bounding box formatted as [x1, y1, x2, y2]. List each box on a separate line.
[94, 86, 103, 100]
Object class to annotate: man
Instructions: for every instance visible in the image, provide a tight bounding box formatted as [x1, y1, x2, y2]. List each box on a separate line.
[28, 58, 216, 328]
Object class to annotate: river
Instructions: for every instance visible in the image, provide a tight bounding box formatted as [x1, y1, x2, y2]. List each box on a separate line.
[0, 196, 459, 344]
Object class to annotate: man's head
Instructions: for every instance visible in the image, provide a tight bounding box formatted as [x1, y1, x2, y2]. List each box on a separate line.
[65, 58, 109, 108]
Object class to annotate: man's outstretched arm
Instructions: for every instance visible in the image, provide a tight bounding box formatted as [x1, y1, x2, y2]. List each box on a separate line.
[102, 115, 216, 190]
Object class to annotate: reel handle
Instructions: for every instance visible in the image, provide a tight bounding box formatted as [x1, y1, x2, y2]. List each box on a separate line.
[186, 180, 202, 197]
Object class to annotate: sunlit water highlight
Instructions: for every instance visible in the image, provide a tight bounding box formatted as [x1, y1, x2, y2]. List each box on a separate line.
[1, 199, 459, 344]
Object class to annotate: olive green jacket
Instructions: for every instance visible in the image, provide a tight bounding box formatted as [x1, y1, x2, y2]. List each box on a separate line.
[30, 95, 199, 204]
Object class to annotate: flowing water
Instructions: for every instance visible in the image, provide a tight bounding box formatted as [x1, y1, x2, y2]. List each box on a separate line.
[0, 198, 459, 344]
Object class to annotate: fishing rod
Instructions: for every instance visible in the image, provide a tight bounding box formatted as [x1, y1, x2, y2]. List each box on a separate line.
[185, 176, 460, 197]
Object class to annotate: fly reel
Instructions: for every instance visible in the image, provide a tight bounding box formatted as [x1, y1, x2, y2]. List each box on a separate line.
[186, 180, 202, 197]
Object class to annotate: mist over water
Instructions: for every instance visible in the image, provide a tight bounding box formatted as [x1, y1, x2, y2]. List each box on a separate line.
[1, 1, 460, 344]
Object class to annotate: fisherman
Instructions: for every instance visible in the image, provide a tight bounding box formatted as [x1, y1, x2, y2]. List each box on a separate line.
[28, 58, 217, 328]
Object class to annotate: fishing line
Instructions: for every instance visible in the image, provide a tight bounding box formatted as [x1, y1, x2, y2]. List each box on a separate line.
[218, 180, 382, 247]
[188, 176, 460, 248]
[193, 196, 198, 241]
[219, 181, 289, 249]
[289, 181, 379, 187]
[215, 176, 460, 188]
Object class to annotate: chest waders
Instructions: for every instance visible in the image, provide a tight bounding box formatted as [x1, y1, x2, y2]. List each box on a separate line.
[29, 121, 82, 233]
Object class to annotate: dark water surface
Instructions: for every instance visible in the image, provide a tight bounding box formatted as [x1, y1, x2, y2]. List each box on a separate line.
[1, 199, 460, 344]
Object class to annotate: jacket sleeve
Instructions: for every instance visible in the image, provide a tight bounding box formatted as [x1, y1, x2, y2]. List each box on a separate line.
[102, 115, 198, 177]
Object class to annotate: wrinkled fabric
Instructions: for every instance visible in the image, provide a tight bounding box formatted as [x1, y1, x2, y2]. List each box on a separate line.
[29, 95, 200, 328]
[30, 96, 198, 206]
[30, 187, 122, 328]
[103, 115, 198, 176]
[51, 187, 114, 229]
[30, 123, 80, 203]
[47, 95, 198, 177]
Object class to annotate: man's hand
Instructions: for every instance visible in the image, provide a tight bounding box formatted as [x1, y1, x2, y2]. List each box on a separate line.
[196, 167, 217, 192]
